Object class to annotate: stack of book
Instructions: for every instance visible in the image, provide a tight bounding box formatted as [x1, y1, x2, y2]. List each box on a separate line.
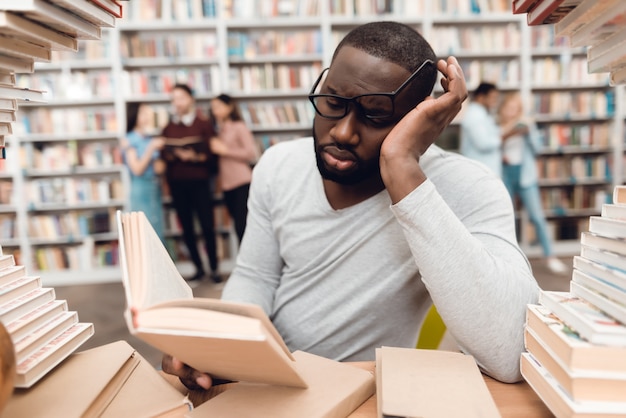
[513, 0, 626, 85]
[0, 0, 124, 156]
[521, 185, 626, 417]
[0, 245, 94, 388]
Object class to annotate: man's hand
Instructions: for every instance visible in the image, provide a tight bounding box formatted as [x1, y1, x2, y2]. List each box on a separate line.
[162, 354, 213, 391]
[380, 57, 467, 203]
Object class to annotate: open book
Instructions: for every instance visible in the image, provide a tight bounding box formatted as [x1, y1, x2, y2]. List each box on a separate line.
[116, 211, 307, 387]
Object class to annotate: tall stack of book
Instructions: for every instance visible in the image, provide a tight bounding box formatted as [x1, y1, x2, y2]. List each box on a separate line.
[513, 0, 626, 85]
[0, 245, 94, 388]
[521, 185, 626, 417]
[0, 0, 124, 157]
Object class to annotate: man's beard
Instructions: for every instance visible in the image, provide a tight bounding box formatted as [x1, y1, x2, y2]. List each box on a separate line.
[313, 130, 381, 186]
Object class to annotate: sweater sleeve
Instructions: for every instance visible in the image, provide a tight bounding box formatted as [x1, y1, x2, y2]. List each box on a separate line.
[221, 150, 282, 314]
[223, 122, 258, 163]
[390, 178, 540, 383]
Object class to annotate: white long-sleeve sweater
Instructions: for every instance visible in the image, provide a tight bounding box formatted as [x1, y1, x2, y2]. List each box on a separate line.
[222, 137, 540, 383]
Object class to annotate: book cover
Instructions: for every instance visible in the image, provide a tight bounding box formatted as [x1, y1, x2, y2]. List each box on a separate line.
[525, 304, 626, 373]
[376, 346, 500, 418]
[47, 0, 116, 27]
[570, 281, 626, 325]
[588, 216, 626, 239]
[521, 353, 626, 417]
[555, 0, 620, 37]
[614, 185, 626, 205]
[539, 291, 626, 346]
[117, 210, 308, 388]
[0, 11, 78, 52]
[14, 322, 94, 388]
[188, 350, 374, 418]
[574, 255, 626, 292]
[525, 327, 626, 402]
[572, 268, 626, 307]
[0, 0, 102, 40]
[527, 0, 581, 26]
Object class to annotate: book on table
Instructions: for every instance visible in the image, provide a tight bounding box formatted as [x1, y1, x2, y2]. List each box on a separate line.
[117, 210, 375, 416]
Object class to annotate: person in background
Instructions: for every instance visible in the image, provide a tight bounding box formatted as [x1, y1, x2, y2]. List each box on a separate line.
[460, 82, 502, 177]
[209, 94, 258, 243]
[163, 21, 539, 390]
[161, 84, 221, 283]
[498, 92, 568, 275]
[121, 102, 166, 240]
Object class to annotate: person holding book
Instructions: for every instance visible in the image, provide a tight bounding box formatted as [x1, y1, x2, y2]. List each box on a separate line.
[120, 102, 166, 240]
[163, 21, 540, 389]
[161, 84, 221, 283]
[460, 82, 502, 177]
[209, 94, 258, 243]
[498, 92, 568, 275]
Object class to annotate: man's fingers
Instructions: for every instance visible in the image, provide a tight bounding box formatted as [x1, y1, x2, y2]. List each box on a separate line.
[162, 354, 213, 391]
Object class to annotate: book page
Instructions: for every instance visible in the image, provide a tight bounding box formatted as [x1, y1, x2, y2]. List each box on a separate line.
[118, 211, 192, 311]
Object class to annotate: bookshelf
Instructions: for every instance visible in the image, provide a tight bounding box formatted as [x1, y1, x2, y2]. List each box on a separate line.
[5, 0, 626, 284]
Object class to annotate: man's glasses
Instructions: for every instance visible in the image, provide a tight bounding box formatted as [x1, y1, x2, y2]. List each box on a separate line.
[308, 59, 434, 121]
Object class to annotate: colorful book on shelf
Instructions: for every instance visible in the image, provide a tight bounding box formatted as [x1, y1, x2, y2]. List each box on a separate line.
[521, 353, 626, 418]
[0, 0, 102, 40]
[5, 340, 192, 417]
[555, 0, 620, 37]
[538, 290, 626, 346]
[375, 347, 499, 418]
[524, 326, 626, 402]
[527, 0, 582, 26]
[0, 11, 78, 52]
[47, 0, 116, 27]
[525, 304, 626, 374]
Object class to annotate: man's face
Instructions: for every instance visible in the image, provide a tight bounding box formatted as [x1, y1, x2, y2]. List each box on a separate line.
[312, 46, 416, 186]
[171, 88, 194, 116]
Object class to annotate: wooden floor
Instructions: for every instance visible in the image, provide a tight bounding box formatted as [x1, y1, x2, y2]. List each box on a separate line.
[54, 255, 573, 368]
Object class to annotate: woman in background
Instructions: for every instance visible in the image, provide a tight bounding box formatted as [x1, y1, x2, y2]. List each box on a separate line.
[498, 92, 567, 274]
[210, 94, 258, 243]
[121, 102, 165, 240]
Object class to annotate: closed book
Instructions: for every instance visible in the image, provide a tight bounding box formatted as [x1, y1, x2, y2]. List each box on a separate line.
[587, 27, 626, 73]
[539, 291, 626, 345]
[0, 276, 41, 306]
[0, 35, 51, 62]
[4, 299, 68, 342]
[0, 85, 46, 102]
[555, 0, 620, 37]
[570, 2, 626, 47]
[601, 203, 626, 220]
[0, 11, 78, 52]
[0, 110, 16, 123]
[527, 0, 581, 26]
[0, 264, 26, 286]
[574, 256, 626, 292]
[90, 0, 123, 18]
[13, 310, 78, 364]
[0, 71, 14, 85]
[614, 185, 626, 205]
[570, 280, 626, 325]
[0, 122, 12, 136]
[525, 327, 626, 402]
[0, 287, 56, 325]
[117, 210, 308, 388]
[0, 254, 14, 270]
[521, 353, 626, 418]
[188, 350, 374, 418]
[14, 322, 94, 388]
[580, 244, 626, 276]
[0, 0, 102, 40]
[525, 304, 626, 373]
[0, 98, 16, 111]
[589, 216, 626, 239]
[48, 0, 116, 27]
[512, 0, 540, 14]
[0, 54, 33, 74]
[572, 268, 626, 307]
[375, 346, 500, 418]
[4, 340, 189, 417]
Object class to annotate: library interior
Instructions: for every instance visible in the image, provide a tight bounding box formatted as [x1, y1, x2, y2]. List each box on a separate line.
[1, 0, 626, 417]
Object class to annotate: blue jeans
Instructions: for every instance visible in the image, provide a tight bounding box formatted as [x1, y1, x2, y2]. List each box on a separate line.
[502, 164, 553, 257]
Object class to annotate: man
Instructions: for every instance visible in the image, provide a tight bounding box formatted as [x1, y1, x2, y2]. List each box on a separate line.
[164, 22, 539, 388]
[460, 82, 502, 177]
[161, 84, 221, 283]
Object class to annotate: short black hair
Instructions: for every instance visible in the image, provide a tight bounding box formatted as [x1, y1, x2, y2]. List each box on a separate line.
[172, 83, 194, 97]
[333, 21, 437, 103]
[472, 82, 497, 99]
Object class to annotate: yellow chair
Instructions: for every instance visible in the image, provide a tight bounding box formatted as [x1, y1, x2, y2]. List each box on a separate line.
[416, 304, 447, 350]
